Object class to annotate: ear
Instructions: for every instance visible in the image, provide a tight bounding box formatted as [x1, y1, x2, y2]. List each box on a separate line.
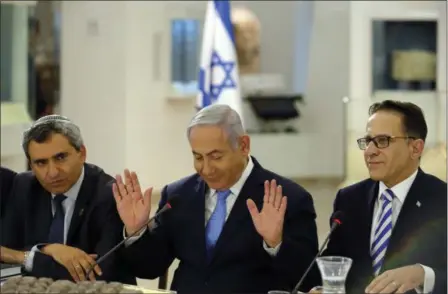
[79, 145, 87, 161]
[239, 135, 250, 155]
[410, 139, 424, 159]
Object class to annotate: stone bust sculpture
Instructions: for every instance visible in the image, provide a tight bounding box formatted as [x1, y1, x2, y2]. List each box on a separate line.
[231, 7, 261, 75]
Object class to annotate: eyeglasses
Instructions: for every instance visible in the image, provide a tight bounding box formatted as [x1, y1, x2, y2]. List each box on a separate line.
[357, 135, 415, 150]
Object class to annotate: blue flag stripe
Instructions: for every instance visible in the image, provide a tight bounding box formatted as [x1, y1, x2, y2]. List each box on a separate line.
[213, 0, 235, 45]
[197, 0, 241, 116]
[199, 68, 211, 107]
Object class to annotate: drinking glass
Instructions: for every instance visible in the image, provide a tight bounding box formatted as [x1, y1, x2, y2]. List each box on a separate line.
[315, 256, 352, 293]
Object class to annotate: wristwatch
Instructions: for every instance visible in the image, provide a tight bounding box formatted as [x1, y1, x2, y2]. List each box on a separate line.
[22, 251, 30, 267]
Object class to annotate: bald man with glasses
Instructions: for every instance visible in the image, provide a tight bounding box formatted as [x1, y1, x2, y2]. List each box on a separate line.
[313, 100, 447, 294]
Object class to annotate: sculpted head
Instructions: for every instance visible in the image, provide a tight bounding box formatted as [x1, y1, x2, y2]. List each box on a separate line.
[231, 7, 261, 75]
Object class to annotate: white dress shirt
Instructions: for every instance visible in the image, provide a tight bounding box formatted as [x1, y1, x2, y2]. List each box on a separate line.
[370, 169, 434, 293]
[25, 167, 85, 271]
[125, 157, 281, 256]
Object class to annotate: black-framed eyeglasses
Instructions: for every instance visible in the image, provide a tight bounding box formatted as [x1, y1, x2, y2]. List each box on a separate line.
[357, 135, 416, 150]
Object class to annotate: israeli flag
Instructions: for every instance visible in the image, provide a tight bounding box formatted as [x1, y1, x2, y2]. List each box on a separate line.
[197, 0, 242, 117]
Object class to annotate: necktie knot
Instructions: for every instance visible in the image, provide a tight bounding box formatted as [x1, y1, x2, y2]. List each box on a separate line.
[216, 190, 231, 201]
[53, 194, 67, 205]
[381, 189, 394, 203]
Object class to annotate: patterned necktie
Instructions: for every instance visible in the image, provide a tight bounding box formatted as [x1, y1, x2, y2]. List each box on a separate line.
[205, 190, 231, 255]
[371, 189, 394, 276]
[48, 194, 67, 244]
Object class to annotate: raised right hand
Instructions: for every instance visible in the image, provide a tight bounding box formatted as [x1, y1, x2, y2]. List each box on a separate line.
[113, 169, 152, 235]
[42, 244, 101, 282]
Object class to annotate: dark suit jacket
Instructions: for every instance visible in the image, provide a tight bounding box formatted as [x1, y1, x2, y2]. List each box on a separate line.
[121, 157, 319, 294]
[319, 169, 447, 294]
[1, 163, 135, 285]
[0, 166, 17, 219]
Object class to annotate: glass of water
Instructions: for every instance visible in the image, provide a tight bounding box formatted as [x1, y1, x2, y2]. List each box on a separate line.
[316, 256, 352, 293]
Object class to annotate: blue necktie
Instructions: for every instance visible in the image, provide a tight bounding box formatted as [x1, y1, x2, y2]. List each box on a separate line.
[48, 194, 67, 244]
[371, 189, 394, 276]
[205, 190, 231, 254]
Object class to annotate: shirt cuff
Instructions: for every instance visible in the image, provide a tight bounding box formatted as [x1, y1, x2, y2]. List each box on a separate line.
[262, 241, 282, 257]
[24, 245, 40, 272]
[123, 227, 147, 247]
[415, 264, 435, 294]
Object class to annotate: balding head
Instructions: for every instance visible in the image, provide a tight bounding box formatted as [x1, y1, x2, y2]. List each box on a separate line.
[187, 104, 250, 190]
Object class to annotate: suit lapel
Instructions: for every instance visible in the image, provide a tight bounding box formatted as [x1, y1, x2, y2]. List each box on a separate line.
[66, 169, 94, 244]
[209, 162, 265, 264]
[363, 182, 378, 269]
[384, 170, 425, 264]
[31, 186, 53, 244]
[192, 178, 207, 265]
[366, 183, 378, 242]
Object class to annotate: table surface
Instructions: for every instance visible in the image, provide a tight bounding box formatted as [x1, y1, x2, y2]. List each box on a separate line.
[0, 263, 21, 280]
[123, 284, 176, 294]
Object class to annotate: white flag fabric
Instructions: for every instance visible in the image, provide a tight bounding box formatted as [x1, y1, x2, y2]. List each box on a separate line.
[197, 0, 243, 118]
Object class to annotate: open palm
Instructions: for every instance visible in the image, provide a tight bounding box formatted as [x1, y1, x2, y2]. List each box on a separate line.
[112, 169, 152, 234]
[247, 179, 287, 248]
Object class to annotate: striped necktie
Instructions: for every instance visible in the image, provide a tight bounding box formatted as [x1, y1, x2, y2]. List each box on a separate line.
[371, 189, 394, 276]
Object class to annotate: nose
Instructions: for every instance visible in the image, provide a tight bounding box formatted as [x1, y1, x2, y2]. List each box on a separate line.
[201, 159, 214, 176]
[364, 140, 379, 157]
[46, 161, 60, 179]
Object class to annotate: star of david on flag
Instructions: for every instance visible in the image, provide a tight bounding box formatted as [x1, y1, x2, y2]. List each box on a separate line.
[197, 0, 243, 119]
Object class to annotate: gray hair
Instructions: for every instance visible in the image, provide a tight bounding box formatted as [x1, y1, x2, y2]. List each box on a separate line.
[187, 104, 245, 148]
[22, 115, 84, 159]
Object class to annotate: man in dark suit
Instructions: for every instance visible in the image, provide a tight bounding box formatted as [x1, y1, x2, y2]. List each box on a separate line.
[319, 100, 447, 294]
[114, 104, 319, 293]
[1, 115, 134, 285]
[0, 166, 17, 248]
[1, 166, 17, 218]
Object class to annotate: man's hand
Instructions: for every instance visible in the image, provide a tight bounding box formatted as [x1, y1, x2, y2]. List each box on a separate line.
[113, 169, 152, 235]
[309, 286, 324, 293]
[0, 246, 25, 264]
[247, 179, 287, 248]
[42, 244, 102, 282]
[366, 265, 425, 293]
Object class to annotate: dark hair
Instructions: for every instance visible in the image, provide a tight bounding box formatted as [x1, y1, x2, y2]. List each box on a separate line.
[368, 100, 428, 141]
[22, 115, 84, 159]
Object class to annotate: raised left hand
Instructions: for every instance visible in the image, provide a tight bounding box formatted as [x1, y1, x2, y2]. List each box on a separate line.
[365, 265, 425, 293]
[247, 179, 287, 248]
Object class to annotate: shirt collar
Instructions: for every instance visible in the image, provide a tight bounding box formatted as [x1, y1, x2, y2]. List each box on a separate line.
[378, 169, 418, 204]
[209, 156, 254, 197]
[52, 167, 85, 201]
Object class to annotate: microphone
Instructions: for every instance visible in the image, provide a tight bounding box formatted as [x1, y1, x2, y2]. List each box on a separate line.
[291, 211, 344, 294]
[86, 198, 177, 277]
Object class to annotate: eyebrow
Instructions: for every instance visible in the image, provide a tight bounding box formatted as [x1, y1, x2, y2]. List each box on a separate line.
[32, 151, 69, 163]
[365, 134, 391, 138]
[192, 150, 223, 156]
